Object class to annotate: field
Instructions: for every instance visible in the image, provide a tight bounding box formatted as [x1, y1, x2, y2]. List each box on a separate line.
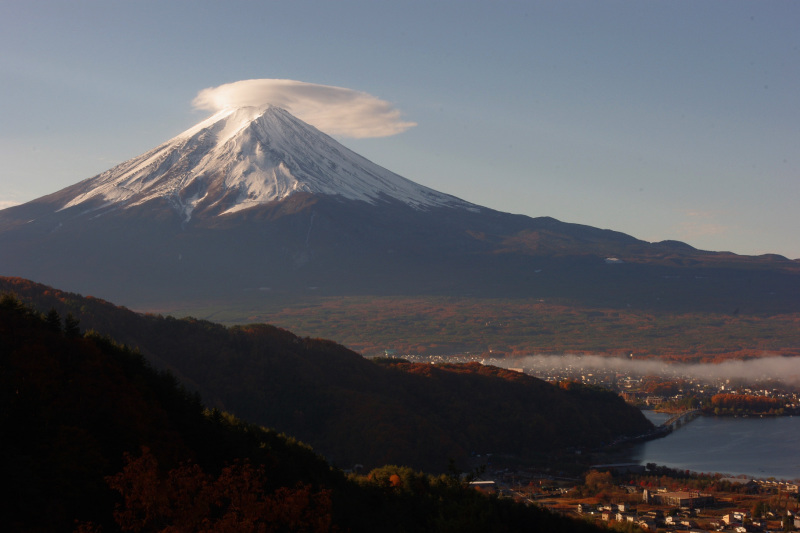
[157, 295, 800, 360]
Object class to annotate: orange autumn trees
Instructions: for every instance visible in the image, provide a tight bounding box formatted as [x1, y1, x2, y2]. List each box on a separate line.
[710, 393, 784, 415]
[106, 447, 332, 533]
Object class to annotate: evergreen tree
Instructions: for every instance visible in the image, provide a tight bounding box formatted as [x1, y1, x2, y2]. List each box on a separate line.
[64, 312, 81, 338]
[45, 307, 62, 333]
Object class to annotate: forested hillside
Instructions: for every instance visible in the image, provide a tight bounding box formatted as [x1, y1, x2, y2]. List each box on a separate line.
[1, 276, 652, 472]
[1, 292, 611, 532]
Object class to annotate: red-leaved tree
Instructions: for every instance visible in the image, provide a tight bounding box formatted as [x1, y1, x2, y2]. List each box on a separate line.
[105, 447, 332, 533]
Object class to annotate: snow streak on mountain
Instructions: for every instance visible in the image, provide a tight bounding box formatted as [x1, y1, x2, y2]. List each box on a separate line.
[60, 106, 475, 221]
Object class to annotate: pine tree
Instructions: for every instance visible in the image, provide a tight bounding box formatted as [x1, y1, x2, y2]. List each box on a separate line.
[45, 308, 62, 333]
[64, 312, 81, 338]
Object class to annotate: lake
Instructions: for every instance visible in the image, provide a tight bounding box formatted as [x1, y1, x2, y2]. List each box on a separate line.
[627, 411, 800, 481]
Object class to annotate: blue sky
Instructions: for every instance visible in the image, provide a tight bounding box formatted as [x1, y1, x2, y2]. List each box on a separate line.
[2, 1, 798, 258]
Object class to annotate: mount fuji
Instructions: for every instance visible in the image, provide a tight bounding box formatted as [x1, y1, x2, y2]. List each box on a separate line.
[56, 105, 475, 221]
[1, 106, 798, 312]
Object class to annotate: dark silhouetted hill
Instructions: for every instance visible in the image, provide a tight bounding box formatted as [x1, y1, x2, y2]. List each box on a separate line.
[1, 277, 652, 473]
[1, 290, 614, 533]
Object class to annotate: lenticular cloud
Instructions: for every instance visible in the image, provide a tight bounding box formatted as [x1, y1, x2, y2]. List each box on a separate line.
[192, 79, 416, 139]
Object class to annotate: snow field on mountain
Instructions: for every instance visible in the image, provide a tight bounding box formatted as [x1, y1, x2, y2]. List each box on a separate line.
[59, 106, 475, 220]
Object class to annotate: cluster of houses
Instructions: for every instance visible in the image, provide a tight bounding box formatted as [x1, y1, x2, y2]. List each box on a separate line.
[753, 479, 799, 493]
[577, 495, 800, 532]
[467, 468, 800, 532]
[643, 489, 715, 508]
[714, 511, 800, 533]
[577, 501, 699, 531]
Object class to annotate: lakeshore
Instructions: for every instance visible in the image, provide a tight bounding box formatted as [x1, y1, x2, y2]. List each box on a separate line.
[629, 410, 800, 481]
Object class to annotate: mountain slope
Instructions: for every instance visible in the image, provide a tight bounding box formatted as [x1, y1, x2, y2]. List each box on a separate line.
[29, 105, 475, 221]
[0, 292, 338, 531]
[1, 277, 654, 472]
[2, 292, 610, 533]
[0, 106, 798, 315]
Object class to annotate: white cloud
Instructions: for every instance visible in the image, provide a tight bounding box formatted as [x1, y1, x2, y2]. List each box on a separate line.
[499, 354, 800, 386]
[0, 200, 20, 210]
[192, 79, 416, 139]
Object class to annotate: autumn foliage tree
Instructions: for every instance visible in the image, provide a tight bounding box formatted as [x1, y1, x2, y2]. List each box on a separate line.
[710, 393, 783, 415]
[105, 447, 332, 533]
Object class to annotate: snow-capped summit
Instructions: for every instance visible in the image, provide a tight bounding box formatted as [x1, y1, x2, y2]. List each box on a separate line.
[59, 105, 475, 221]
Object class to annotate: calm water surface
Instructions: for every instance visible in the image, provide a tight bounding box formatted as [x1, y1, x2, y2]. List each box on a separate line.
[628, 411, 800, 481]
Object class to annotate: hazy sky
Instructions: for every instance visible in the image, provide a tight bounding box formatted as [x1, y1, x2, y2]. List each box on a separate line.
[2, 1, 798, 258]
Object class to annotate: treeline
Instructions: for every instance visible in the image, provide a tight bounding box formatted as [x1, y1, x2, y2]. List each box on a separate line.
[2, 293, 616, 532]
[709, 393, 785, 415]
[641, 377, 688, 396]
[587, 463, 770, 496]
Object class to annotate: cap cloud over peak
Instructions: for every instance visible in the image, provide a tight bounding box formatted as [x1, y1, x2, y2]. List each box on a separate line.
[192, 79, 416, 139]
